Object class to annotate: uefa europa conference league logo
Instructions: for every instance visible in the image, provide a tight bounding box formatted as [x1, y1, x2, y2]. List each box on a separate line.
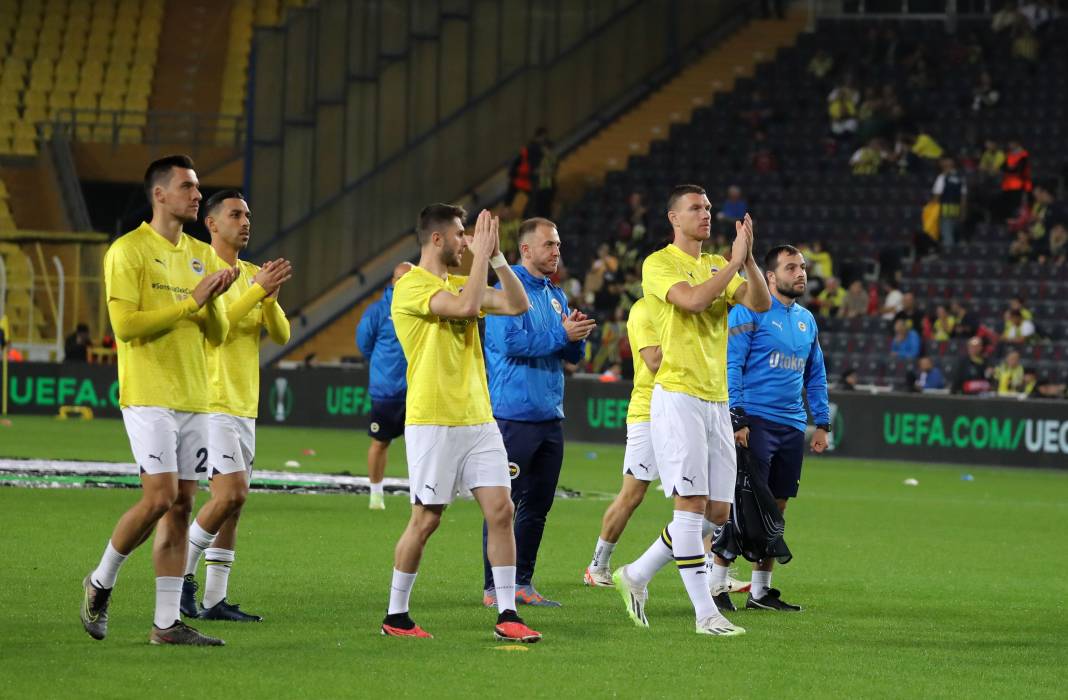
[269, 376, 294, 422]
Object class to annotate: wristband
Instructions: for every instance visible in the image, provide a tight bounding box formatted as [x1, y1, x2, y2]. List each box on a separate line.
[489, 253, 508, 269]
[816, 423, 831, 433]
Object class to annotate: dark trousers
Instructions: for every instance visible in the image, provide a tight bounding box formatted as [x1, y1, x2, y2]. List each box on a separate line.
[482, 418, 564, 589]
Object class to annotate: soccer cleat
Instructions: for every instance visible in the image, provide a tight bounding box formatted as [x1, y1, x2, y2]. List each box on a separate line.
[494, 610, 542, 643]
[726, 571, 751, 593]
[696, 613, 746, 637]
[483, 588, 497, 608]
[746, 588, 802, 612]
[368, 492, 385, 510]
[583, 567, 614, 587]
[381, 612, 433, 638]
[80, 575, 112, 641]
[712, 591, 736, 612]
[611, 566, 649, 628]
[149, 620, 225, 646]
[516, 584, 562, 607]
[198, 599, 262, 622]
[180, 575, 200, 618]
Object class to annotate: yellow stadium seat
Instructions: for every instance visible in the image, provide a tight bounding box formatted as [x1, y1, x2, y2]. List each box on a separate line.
[3, 57, 26, 77]
[48, 92, 73, 110]
[23, 90, 48, 109]
[91, 124, 113, 142]
[119, 111, 145, 126]
[73, 93, 98, 111]
[98, 94, 123, 111]
[126, 82, 150, 100]
[0, 139, 14, 156]
[22, 105, 48, 123]
[12, 137, 37, 156]
[117, 126, 140, 143]
[0, 91, 20, 108]
[123, 94, 147, 111]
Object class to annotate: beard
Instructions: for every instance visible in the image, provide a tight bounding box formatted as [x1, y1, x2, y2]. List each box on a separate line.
[440, 243, 462, 268]
[777, 279, 806, 299]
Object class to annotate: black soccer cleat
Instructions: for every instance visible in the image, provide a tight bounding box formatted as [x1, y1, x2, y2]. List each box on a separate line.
[746, 588, 802, 612]
[150, 620, 225, 646]
[199, 599, 262, 622]
[712, 590, 736, 612]
[180, 575, 200, 618]
[81, 575, 112, 640]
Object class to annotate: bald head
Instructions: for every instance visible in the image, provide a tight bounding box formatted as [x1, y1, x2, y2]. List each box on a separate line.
[392, 261, 413, 285]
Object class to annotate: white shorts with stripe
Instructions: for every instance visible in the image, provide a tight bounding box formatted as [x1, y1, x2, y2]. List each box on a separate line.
[207, 412, 256, 481]
[121, 406, 210, 481]
[621, 421, 659, 482]
[650, 385, 737, 502]
[404, 422, 511, 505]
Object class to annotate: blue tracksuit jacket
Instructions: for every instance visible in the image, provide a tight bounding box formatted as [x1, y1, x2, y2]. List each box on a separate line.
[485, 265, 585, 422]
[727, 296, 829, 432]
[355, 286, 407, 401]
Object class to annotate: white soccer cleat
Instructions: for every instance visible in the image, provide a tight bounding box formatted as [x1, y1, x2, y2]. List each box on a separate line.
[612, 566, 649, 628]
[726, 571, 751, 593]
[584, 566, 614, 587]
[368, 492, 385, 510]
[695, 612, 746, 637]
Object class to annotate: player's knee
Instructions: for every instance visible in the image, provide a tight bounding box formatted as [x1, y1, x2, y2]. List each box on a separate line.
[142, 486, 179, 518]
[621, 487, 646, 511]
[705, 501, 730, 525]
[219, 487, 247, 513]
[484, 498, 514, 530]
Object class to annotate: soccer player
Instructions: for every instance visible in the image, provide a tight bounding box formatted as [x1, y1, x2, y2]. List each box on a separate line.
[381, 204, 542, 642]
[81, 155, 237, 646]
[583, 296, 659, 586]
[481, 217, 595, 607]
[356, 261, 413, 511]
[721, 244, 829, 613]
[180, 190, 292, 622]
[612, 184, 771, 637]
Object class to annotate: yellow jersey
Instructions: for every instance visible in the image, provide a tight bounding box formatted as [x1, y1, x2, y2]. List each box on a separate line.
[209, 259, 291, 418]
[104, 222, 224, 412]
[641, 244, 745, 403]
[391, 265, 494, 426]
[625, 297, 658, 424]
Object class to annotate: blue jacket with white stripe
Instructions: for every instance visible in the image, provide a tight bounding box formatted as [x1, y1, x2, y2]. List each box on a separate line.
[355, 286, 407, 401]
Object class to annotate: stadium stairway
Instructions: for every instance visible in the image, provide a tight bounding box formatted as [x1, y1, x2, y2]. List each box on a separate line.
[555, 6, 808, 204]
[150, 0, 234, 122]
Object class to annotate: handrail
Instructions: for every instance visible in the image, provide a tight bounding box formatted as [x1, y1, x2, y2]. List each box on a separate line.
[42, 110, 246, 150]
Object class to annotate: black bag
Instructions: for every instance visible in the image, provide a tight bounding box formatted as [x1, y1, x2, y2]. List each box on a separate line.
[712, 445, 792, 565]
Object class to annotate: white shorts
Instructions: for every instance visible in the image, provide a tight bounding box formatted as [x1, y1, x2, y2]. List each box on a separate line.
[121, 406, 210, 481]
[622, 421, 659, 482]
[650, 385, 737, 502]
[208, 413, 255, 481]
[404, 422, 511, 505]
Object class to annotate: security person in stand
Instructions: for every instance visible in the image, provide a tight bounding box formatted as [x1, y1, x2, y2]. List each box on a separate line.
[481, 217, 596, 607]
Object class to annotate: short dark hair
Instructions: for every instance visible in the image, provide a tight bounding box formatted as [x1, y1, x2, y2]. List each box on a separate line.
[518, 217, 556, 244]
[764, 244, 801, 273]
[666, 184, 706, 212]
[416, 203, 467, 245]
[144, 154, 195, 203]
[203, 189, 246, 219]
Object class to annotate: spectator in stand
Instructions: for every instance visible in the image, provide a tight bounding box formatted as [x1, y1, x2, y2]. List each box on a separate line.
[932, 156, 967, 249]
[807, 49, 834, 85]
[971, 71, 1000, 112]
[1027, 182, 1068, 255]
[1009, 229, 1034, 263]
[1020, 0, 1056, 34]
[950, 299, 979, 338]
[999, 139, 1032, 220]
[64, 323, 92, 363]
[1047, 223, 1068, 266]
[911, 128, 944, 162]
[841, 280, 869, 318]
[557, 265, 582, 308]
[1012, 25, 1039, 70]
[815, 276, 845, 318]
[1036, 374, 1067, 399]
[827, 77, 860, 140]
[617, 191, 650, 245]
[1022, 368, 1040, 398]
[749, 130, 779, 174]
[994, 350, 1026, 396]
[803, 240, 833, 281]
[507, 127, 551, 216]
[931, 304, 956, 341]
[954, 336, 992, 394]
[599, 362, 623, 383]
[1002, 308, 1036, 344]
[908, 356, 946, 393]
[591, 307, 625, 371]
[850, 138, 885, 175]
[856, 87, 886, 144]
[891, 319, 921, 360]
[741, 90, 775, 132]
[583, 243, 618, 301]
[979, 139, 1006, 177]
[717, 185, 748, 224]
[593, 278, 623, 317]
[1008, 295, 1033, 321]
[840, 368, 859, 391]
[529, 136, 558, 219]
[992, 4, 1025, 33]
[880, 281, 904, 321]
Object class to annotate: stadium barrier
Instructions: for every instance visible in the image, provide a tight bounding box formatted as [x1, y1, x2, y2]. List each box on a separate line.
[5, 362, 1066, 469]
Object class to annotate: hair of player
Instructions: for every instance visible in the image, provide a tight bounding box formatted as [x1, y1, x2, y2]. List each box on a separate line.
[666, 184, 707, 213]
[144, 154, 196, 203]
[518, 217, 556, 246]
[203, 189, 246, 220]
[764, 244, 802, 274]
[416, 203, 467, 246]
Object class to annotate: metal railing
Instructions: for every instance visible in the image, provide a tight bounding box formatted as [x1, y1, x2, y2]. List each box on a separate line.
[41, 110, 247, 149]
[809, 0, 1004, 18]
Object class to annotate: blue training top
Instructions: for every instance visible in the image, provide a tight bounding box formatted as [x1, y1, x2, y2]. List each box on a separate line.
[355, 286, 407, 401]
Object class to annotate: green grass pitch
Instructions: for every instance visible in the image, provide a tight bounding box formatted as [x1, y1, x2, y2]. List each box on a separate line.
[1, 415, 1066, 698]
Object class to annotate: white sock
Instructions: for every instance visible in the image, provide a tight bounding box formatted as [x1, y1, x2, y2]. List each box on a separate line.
[709, 562, 729, 589]
[184, 520, 217, 577]
[627, 524, 675, 587]
[751, 570, 772, 599]
[491, 566, 516, 613]
[590, 538, 616, 570]
[154, 576, 183, 629]
[203, 548, 235, 608]
[370, 482, 384, 496]
[387, 569, 417, 615]
[671, 510, 717, 621]
[90, 540, 128, 589]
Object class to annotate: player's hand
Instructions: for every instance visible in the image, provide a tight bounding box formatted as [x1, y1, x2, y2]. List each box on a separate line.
[562, 312, 597, 342]
[216, 266, 240, 294]
[731, 221, 749, 266]
[490, 215, 501, 257]
[254, 258, 293, 295]
[742, 213, 756, 262]
[810, 428, 829, 453]
[191, 270, 229, 307]
[470, 210, 496, 262]
[734, 427, 750, 447]
[568, 308, 589, 322]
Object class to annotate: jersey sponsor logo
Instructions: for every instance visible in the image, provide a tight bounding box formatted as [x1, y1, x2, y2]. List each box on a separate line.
[769, 350, 806, 372]
[508, 461, 520, 479]
[190, 258, 205, 275]
[797, 321, 807, 332]
[151, 282, 193, 295]
[550, 298, 563, 314]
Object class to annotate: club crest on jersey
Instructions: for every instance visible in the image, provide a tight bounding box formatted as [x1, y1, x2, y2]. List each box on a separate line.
[710, 266, 720, 273]
[550, 298, 563, 314]
[508, 462, 520, 479]
[798, 321, 807, 332]
[190, 258, 205, 275]
[370, 422, 380, 434]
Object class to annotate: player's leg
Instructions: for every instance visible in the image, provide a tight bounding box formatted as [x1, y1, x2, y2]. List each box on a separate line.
[513, 420, 563, 605]
[367, 399, 405, 510]
[481, 419, 534, 604]
[82, 407, 183, 640]
[367, 438, 390, 509]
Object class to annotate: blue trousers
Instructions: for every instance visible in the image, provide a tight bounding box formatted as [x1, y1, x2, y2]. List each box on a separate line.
[482, 418, 564, 589]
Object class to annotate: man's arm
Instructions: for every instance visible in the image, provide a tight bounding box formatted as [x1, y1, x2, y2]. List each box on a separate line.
[201, 296, 230, 346]
[356, 302, 380, 357]
[733, 215, 772, 312]
[485, 312, 569, 359]
[261, 297, 291, 345]
[727, 308, 756, 411]
[428, 210, 497, 318]
[804, 332, 831, 452]
[108, 269, 231, 342]
[481, 218, 529, 317]
[665, 226, 749, 313]
[638, 345, 662, 373]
